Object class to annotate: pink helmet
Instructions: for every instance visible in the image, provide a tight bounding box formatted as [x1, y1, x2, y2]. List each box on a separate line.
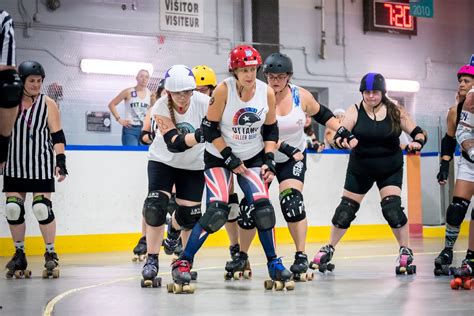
[457, 65, 474, 78]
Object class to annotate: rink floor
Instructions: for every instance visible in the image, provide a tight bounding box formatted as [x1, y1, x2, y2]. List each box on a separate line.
[1, 237, 473, 316]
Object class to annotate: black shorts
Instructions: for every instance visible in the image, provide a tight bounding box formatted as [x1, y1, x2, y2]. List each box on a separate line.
[204, 150, 264, 169]
[147, 160, 204, 202]
[3, 176, 55, 193]
[344, 152, 403, 195]
[275, 154, 307, 183]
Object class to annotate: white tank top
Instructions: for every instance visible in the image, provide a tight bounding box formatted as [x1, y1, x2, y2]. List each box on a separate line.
[124, 88, 151, 126]
[206, 77, 269, 161]
[274, 84, 307, 163]
[149, 92, 209, 170]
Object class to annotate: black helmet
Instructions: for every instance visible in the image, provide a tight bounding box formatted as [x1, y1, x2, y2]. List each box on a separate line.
[359, 73, 386, 94]
[263, 53, 293, 74]
[18, 61, 45, 82]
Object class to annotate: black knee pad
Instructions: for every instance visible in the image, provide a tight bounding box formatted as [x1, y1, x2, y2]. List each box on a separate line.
[332, 196, 360, 229]
[253, 198, 276, 231]
[32, 195, 55, 225]
[446, 196, 470, 226]
[381, 195, 407, 228]
[5, 197, 25, 225]
[142, 191, 169, 227]
[237, 197, 256, 230]
[199, 201, 229, 233]
[175, 204, 202, 230]
[279, 188, 306, 223]
[0, 69, 23, 109]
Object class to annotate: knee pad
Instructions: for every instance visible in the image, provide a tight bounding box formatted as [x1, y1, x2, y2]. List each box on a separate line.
[446, 196, 470, 226]
[199, 201, 229, 233]
[0, 69, 23, 109]
[279, 188, 306, 223]
[253, 198, 276, 231]
[5, 197, 25, 225]
[381, 195, 407, 228]
[332, 197, 360, 229]
[175, 204, 202, 230]
[32, 195, 55, 225]
[228, 193, 239, 222]
[237, 197, 256, 230]
[142, 191, 169, 227]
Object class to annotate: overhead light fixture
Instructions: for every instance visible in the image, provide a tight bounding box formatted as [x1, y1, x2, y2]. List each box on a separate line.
[80, 59, 153, 76]
[386, 79, 420, 93]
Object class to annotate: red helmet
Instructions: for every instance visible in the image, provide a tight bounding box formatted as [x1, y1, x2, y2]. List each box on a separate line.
[457, 65, 474, 79]
[228, 45, 262, 71]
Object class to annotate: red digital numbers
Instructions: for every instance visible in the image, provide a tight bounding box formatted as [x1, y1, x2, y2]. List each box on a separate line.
[383, 3, 413, 29]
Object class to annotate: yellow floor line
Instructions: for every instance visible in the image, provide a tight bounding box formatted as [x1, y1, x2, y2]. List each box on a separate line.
[42, 248, 457, 316]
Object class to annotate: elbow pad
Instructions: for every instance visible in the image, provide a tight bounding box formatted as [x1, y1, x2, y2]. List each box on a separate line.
[262, 122, 279, 142]
[440, 133, 456, 160]
[312, 104, 335, 126]
[51, 130, 66, 146]
[163, 130, 190, 153]
[201, 116, 221, 142]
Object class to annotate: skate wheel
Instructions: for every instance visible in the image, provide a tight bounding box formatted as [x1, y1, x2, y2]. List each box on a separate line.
[455, 278, 463, 287]
[141, 279, 148, 288]
[173, 283, 182, 294]
[139, 255, 147, 262]
[6, 271, 13, 279]
[233, 271, 242, 280]
[183, 284, 195, 293]
[450, 279, 459, 289]
[243, 270, 252, 279]
[166, 283, 174, 293]
[274, 281, 285, 291]
[318, 264, 327, 273]
[285, 280, 296, 291]
[14, 270, 24, 278]
[191, 271, 198, 281]
[327, 263, 335, 272]
[307, 272, 314, 281]
[395, 266, 402, 275]
[407, 266, 414, 275]
[224, 272, 232, 280]
[463, 279, 472, 290]
[42, 270, 49, 279]
[309, 262, 317, 270]
[132, 256, 138, 262]
[434, 268, 441, 276]
[24, 270, 32, 279]
[52, 269, 60, 278]
[264, 279, 274, 290]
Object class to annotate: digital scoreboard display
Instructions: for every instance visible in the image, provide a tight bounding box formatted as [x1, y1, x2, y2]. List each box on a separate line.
[364, 0, 417, 35]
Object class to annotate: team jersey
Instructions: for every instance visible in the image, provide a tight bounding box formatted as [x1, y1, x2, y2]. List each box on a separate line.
[274, 84, 306, 163]
[124, 88, 151, 126]
[149, 92, 209, 170]
[206, 77, 269, 160]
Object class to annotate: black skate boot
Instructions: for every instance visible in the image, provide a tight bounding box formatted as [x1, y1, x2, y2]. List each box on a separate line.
[229, 244, 240, 260]
[141, 254, 162, 288]
[132, 236, 147, 262]
[224, 251, 252, 280]
[167, 259, 195, 294]
[43, 251, 60, 279]
[396, 247, 416, 275]
[309, 244, 335, 273]
[450, 259, 474, 290]
[163, 221, 182, 256]
[290, 252, 314, 282]
[265, 257, 295, 291]
[5, 249, 31, 279]
[434, 247, 453, 276]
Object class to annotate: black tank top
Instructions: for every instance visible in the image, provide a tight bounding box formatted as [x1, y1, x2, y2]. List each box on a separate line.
[351, 102, 401, 158]
[454, 100, 474, 163]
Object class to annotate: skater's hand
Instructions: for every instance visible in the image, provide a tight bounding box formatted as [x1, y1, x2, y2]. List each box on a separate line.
[55, 154, 68, 182]
[261, 152, 276, 183]
[437, 160, 449, 185]
[220, 147, 246, 174]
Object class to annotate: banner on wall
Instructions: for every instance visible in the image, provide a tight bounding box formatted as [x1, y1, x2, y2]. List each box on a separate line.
[160, 0, 204, 33]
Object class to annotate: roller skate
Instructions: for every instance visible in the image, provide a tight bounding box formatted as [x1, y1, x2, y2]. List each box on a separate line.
[5, 249, 31, 279]
[132, 236, 147, 262]
[42, 251, 60, 279]
[290, 252, 314, 282]
[167, 259, 195, 294]
[264, 257, 295, 291]
[450, 259, 474, 290]
[309, 244, 335, 273]
[395, 247, 416, 275]
[140, 254, 162, 288]
[229, 244, 240, 260]
[434, 247, 454, 276]
[224, 251, 252, 280]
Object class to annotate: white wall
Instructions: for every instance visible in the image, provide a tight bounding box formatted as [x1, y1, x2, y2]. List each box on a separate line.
[1, 0, 472, 145]
[0, 150, 408, 238]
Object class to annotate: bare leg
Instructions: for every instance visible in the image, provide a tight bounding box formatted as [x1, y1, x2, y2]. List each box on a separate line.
[225, 221, 239, 246]
[145, 224, 165, 254]
[239, 228, 257, 253]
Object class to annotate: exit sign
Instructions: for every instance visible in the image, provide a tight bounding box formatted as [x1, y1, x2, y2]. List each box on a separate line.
[409, 0, 433, 18]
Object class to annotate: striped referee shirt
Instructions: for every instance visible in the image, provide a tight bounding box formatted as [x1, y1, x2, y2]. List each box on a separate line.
[0, 10, 15, 66]
[5, 94, 55, 179]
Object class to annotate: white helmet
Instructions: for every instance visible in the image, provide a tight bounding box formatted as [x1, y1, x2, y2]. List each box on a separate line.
[164, 65, 196, 92]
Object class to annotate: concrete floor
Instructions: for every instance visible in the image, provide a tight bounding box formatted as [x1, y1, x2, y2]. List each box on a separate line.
[1, 237, 473, 316]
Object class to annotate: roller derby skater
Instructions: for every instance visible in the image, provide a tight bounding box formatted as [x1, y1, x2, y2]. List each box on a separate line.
[238, 52, 348, 282]
[3, 61, 68, 281]
[167, 259, 195, 294]
[312, 73, 425, 276]
[224, 251, 252, 280]
[434, 65, 474, 276]
[141, 254, 162, 288]
[264, 257, 295, 291]
[43, 250, 60, 279]
[132, 235, 147, 262]
[5, 248, 31, 279]
[310, 244, 335, 273]
[395, 247, 416, 275]
[450, 259, 474, 290]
